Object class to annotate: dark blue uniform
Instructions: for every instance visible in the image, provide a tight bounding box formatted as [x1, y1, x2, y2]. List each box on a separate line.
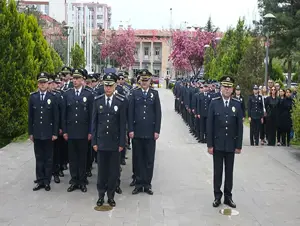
[128, 87, 162, 191]
[62, 87, 93, 187]
[207, 96, 243, 201]
[92, 94, 126, 200]
[28, 91, 59, 186]
[197, 92, 212, 142]
[248, 94, 264, 145]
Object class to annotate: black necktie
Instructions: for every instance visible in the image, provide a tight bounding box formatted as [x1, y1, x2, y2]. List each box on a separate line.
[143, 91, 147, 97]
[76, 90, 79, 96]
[107, 97, 110, 107]
[225, 100, 228, 108]
[40, 93, 44, 101]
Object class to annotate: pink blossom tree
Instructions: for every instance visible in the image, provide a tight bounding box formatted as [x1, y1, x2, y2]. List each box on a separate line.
[169, 30, 216, 75]
[100, 28, 135, 68]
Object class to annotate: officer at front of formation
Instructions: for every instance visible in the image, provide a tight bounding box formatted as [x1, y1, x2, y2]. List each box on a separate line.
[92, 73, 126, 207]
[28, 73, 59, 191]
[207, 76, 243, 208]
[128, 69, 162, 195]
[62, 69, 94, 193]
[248, 85, 264, 146]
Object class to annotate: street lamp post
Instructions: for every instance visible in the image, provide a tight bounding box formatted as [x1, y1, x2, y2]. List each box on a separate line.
[263, 13, 276, 87]
[64, 25, 73, 66]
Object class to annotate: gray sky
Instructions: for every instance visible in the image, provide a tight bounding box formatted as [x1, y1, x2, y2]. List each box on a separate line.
[51, 0, 260, 31]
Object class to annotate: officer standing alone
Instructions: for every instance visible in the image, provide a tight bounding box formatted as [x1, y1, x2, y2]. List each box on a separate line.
[207, 76, 243, 208]
[28, 73, 59, 191]
[128, 69, 162, 195]
[92, 73, 126, 207]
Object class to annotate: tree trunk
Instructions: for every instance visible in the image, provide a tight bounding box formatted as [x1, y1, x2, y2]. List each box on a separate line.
[287, 59, 292, 88]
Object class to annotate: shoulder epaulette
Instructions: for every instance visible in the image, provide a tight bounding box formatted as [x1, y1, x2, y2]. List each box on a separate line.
[84, 87, 92, 92]
[64, 88, 72, 93]
[115, 92, 125, 98]
[94, 94, 105, 100]
[115, 95, 124, 102]
[232, 97, 239, 102]
[212, 96, 221, 100]
[30, 91, 38, 95]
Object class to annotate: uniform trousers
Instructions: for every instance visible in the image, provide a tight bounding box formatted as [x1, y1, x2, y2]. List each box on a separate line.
[59, 135, 68, 168]
[52, 139, 60, 175]
[34, 139, 53, 185]
[97, 151, 120, 199]
[200, 116, 207, 141]
[250, 118, 261, 145]
[68, 139, 88, 186]
[213, 150, 235, 200]
[133, 138, 156, 189]
[132, 137, 137, 179]
[86, 140, 92, 173]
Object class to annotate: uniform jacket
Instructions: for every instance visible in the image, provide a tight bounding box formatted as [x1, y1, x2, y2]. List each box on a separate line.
[197, 92, 212, 117]
[248, 94, 264, 119]
[95, 84, 125, 96]
[128, 88, 162, 139]
[28, 91, 59, 140]
[233, 95, 246, 118]
[207, 97, 243, 152]
[91, 94, 126, 151]
[61, 88, 93, 139]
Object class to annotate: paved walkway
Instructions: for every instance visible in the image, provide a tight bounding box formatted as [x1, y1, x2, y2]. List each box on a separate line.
[1, 88, 300, 226]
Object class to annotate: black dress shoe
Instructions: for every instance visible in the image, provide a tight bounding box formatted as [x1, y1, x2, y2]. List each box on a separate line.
[67, 184, 77, 192]
[130, 179, 136, 187]
[127, 147, 131, 150]
[108, 199, 116, 207]
[34, 179, 38, 183]
[224, 198, 236, 208]
[144, 188, 153, 195]
[86, 171, 92, 177]
[97, 197, 104, 206]
[54, 175, 60, 183]
[212, 199, 221, 207]
[33, 184, 44, 191]
[45, 184, 51, 191]
[132, 188, 143, 195]
[115, 186, 122, 194]
[58, 171, 64, 177]
[80, 185, 87, 193]
[62, 164, 68, 170]
[84, 178, 89, 185]
[121, 159, 126, 165]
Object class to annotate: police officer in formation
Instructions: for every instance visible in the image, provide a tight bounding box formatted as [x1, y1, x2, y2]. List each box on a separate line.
[28, 73, 59, 191]
[248, 85, 264, 146]
[207, 76, 243, 208]
[61, 69, 94, 193]
[92, 73, 126, 207]
[128, 69, 162, 195]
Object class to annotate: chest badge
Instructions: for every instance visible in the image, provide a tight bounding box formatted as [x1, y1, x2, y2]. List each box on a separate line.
[259, 97, 261, 100]
[114, 105, 118, 112]
[47, 99, 51, 105]
[83, 97, 87, 102]
[232, 106, 236, 112]
[150, 93, 153, 98]
[240, 98, 243, 101]
[99, 105, 103, 109]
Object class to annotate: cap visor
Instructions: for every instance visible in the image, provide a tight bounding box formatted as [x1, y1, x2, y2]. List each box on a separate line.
[73, 74, 83, 78]
[38, 78, 48, 82]
[104, 81, 115, 86]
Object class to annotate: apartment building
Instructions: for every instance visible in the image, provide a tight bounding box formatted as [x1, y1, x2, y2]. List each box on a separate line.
[67, 2, 111, 29]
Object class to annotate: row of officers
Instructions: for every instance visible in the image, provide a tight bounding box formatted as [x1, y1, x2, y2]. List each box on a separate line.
[28, 67, 162, 207]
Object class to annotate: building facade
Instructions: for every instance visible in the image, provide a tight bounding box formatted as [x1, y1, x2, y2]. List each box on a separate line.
[18, 0, 50, 15]
[66, 2, 111, 30]
[132, 30, 173, 78]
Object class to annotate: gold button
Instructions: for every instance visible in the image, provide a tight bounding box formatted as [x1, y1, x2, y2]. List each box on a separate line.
[76, 107, 78, 110]
[107, 126, 109, 128]
[144, 105, 146, 107]
[40, 122, 42, 124]
[143, 117, 145, 119]
[75, 121, 77, 123]
[75, 114, 77, 116]
[40, 117, 42, 119]
[106, 132, 108, 134]
[41, 112, 43, 114]
[107, 114, 109, 116]
[41, 107, 43, 109]
[107, 120, 109, 122]
[144, 111, 146, 113]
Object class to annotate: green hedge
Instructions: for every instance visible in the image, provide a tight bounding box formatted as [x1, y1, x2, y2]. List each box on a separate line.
[291, 86, 300, 142]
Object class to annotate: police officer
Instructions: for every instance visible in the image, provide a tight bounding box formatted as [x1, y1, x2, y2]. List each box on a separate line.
[197, 82, 211, 143]
[128, 69, 162, 195]
[207, 76, 243, 208]
[62, 69, 94, 193]
[92, 73, 126, 207]
[28, 73, 59, 191]
[248, 85, 264, 146]
[61, 66, 74, 90]
[233, 85, 246, 119]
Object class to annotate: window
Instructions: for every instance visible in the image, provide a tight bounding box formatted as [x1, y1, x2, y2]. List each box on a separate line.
[144, 47, 149, 56]
[97, 15, 103, 19]
[155, 47, 160, 56]
[97, 23, 103, 28]
[154, 69, 160, 75]
[134, 48, 139, 55]
[167, 70, 170, 75]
